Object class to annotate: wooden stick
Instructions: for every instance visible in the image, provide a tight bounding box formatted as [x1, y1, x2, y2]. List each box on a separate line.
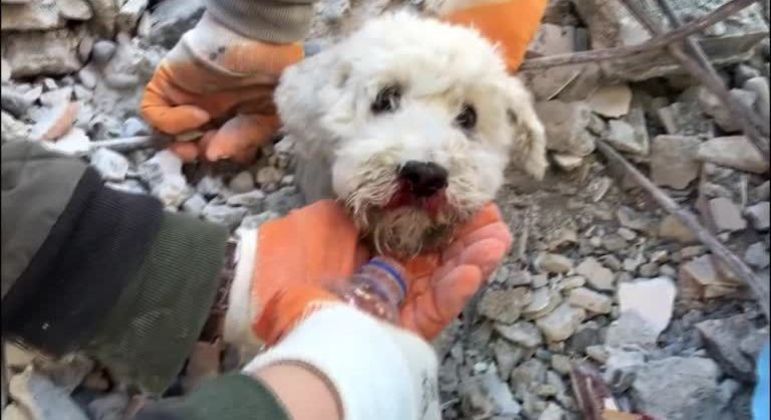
[619, 0, 771, 157]
[519, 0, 759, 70]
[596, 140, 770, 320]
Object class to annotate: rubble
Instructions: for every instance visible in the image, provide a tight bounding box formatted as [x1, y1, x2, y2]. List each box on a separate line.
[479, 288, 533, 324]
[567, 287, 612, 314]
[658, 214, 698, 243]
[534, 252, 574, 274]
[696, 315, 765, 381]
[604, 119, 648, 156]
[745, 201, 770, 230]
[575, 257, 614, 291]
[744, 242, 770, 269]
[2, 28, 83, 77]
[743, 76, 770, 122]
[618, 277, 677, 337]
[697, 135, 770, 174]
[535, 100, 596, 156]
[495, 321, 543, 348]
[708, 197, 748, 232]
[679, 254, 742, 299]
[650, 135, 702, 189]
[535, 302, 586, 342]
[698, 87, 757, 132]
[90, 147, 129, 181]
[588, 85, 632, 118]
[606, 311, 661, 348]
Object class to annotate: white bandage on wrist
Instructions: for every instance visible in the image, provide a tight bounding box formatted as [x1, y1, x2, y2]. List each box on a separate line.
[243, 305, 441, 420]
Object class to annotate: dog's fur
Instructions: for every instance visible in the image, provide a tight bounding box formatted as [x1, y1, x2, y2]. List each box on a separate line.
[276, 12, 547, 256]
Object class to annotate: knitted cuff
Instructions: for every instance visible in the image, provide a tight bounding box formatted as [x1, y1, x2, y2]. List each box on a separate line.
[205, 0, 315, 43]
[87, 212, 228, 394]
[135, 373, 289, 420]
[2, 168, 163, 355]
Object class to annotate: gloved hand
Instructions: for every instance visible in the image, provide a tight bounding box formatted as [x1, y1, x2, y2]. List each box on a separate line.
[140, 13, 304, 164]
[439, 0, 548, 72]
[224, 200, 511, 347]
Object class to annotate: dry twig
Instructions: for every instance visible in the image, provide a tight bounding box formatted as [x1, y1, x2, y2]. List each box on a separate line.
[596, 140, 770, 320]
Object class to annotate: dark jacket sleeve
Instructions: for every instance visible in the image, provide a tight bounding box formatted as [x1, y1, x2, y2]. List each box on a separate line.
[1, 142, 225, 393]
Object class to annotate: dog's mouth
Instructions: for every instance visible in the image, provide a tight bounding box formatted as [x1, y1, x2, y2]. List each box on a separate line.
[383, 181, 447, 217]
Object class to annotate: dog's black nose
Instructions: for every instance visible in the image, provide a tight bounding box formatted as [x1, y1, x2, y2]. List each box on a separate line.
[399, 161, 448, 197]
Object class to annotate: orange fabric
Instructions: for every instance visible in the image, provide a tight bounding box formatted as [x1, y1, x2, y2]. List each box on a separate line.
[442, 0, 548, 72]
[245, 200, 511, 344]
[141, 42, 303, 164]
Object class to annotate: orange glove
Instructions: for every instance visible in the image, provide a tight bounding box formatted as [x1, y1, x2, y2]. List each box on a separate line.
[224, 200, 512, 347]
[140, 13, 304, 164]
[440, 0, 548, 72]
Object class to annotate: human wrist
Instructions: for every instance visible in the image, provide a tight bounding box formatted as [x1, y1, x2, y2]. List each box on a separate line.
[253, 362, 342, 420]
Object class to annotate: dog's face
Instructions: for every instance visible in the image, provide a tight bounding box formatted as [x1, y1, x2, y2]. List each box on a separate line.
[276, 13, 546, 256]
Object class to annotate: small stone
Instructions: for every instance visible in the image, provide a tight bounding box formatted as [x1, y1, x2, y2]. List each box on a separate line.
[510, 358, 547, 395]
[534, 253, 574, 274]
[623, 255, 643, 272]
[650, 135, 701, 189]
[1, 0, 63, 31]
[551, 153, 583, 171]
[536, 302, 586, 342]
[679, 254, 741, 299]
[617, 277, 676, 337]
[659, 264, 677, 278]
[745, 201, 770, 230]
[557, 276, 585, 291]
[492, 339, 522, 380]
[139, 150, 190, 208]
[744, 76, 770, 123]
[256, 166, 283, 188]
[1, 86, 36, 118]
[658, 214, 697, 243]
[227, 190, 266, 212]
[589, 84, 632, 118]
[637, 262, 659, 277]
[605, 311, 660, 348]
[601, 233, 626, 252]
[196, 175, 227, 199]
[575, 257, 614, 291]
[535, 100, 596, 156]
[77, 65, 98, 89]
[39, 87, 73, 108]
[523, 288, 562, 319]
[240, 211, 280, 229]
[59, 0, 93, 20]
[531, 273, 549, 288]
[631, 357, 721, 420]
[734, 64, 761, 87]
[696, 315, 763, 381]
[146, 0, 206, 49]
[550, 354, 572, 375]
[91, 40, 117, 65]
[751, 181, 770, 202]
[495, 321, 543, 348]
[89, 148, 129, 181]
[228, 171, 255, 194]
[709, 197, 747, 232]
[1, 111, 30, 142]
[117, 0, 149, 33]
[617, 227, 636, 241]
[202, 204, 248, 230]
[567, 287, 612, 314]
[698, 87, 757, 132]
[528, 23, 575, 57]
[46, 127, 90, 155]
[585, 345, 609, 363]
[479, 288, 533, 324]
[4, 29, 82, 78]
[603, 348, 645, 392]
[697, 135, 769, 174]
[744, 242, 770, 269]
[120, 116, 149, 137]
[617, 206, 651, 231]
[181, 193, 207, 216]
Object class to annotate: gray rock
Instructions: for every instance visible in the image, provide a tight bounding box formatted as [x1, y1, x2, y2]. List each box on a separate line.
[202, 204, 248, 230]
[264, 186, 303, 215]
[604, 119, 647, 155]
[492, 339, 523, 380]
[227, 190, 266, 212]
[538, 402, 567, 420]
[745, 201, 770, 230]
[567, 287, 612, 314]
[479, 288, 532, 324]
[617, 277, 676, 337]
[566, 321, 601, 354]
[536, 303, 586, 342]
[604, 348, 645, 392]
[138, 150, 190, 208]
[90, 148, 129, 181]
[0, 0, 63, 31]
[605, 311, 660, 348]
[657, 101, 715, 138]
[550, 354, 572, 375]
[658, 214, 697, 243]
[117, 0, 148, 32]
[698, 87, 757, 132]
[697, 136, 769, 174]
[240, 211, 279, 229]
[744, 242, 770, 269]
[1, 86, 36, 118]
[59, 0, 92, 20]
[588, 84, 632, 118]
[1, 111, 30, 142]
[637, 262, 659, 277]
[734, 64, 760, 87]
[534, 253, 573, 274]
[631, 357, 723, 420]
[650, 135, 702, 189]
[523, 288, 562, 319]
[709, 197, 747, 232]
[551, 153, 583, 172]
[87, 0, 119, 37]
[696, 315, 762, 381]
[9, 366, 88, 420]
[510, 358, 547, 396]
[181, 193, 207, 216]
[534, 100, 596, 157]
[120, 116, 149, 137]
[228, 171, 255, 194]
[572, 0, 648, 49]
[147, 0, 205, 48]
[752, 180, 770, 202]
[4, 28, 82, 77]
[528, 23, 575, 58]
[196, 175, 227, 199]
[616, 205, 652, 231]
[495, 321, 543, 348]
[601, 233, 627, 252]
[743, 76, 770, 122]
[575, 257, 614, 291]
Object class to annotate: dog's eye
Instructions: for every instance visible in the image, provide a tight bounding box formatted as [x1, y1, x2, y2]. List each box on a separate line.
[372, 85, 401, 114]
[456, 104, 477, 130]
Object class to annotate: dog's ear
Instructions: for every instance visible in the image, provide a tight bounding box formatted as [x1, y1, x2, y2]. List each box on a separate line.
[502, 76, 548, 180]
[274, 48, 354, 158]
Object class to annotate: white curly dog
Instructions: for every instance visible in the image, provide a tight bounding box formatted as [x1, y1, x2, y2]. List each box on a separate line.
[276, 12, 547, 257]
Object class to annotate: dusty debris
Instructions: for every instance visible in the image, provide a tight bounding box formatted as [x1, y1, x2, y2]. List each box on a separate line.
[588, 85, 632, 118]
[535, 100, 597, 156]
[697, 135, 770, 174]
[534, 253, 574, 274]
[745, 201, 770, 230]
[575, 257, 615, 291]
[479, 288, 533, 324]
[617, 277, 677, 337]
[696, 315, 767, 381]
[567, 287, 612, 314]
[709, 197, 748, 232]
[650, 135, 702, 189]
[536, 302, 586, 342]
[679, 254, 743, 299]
